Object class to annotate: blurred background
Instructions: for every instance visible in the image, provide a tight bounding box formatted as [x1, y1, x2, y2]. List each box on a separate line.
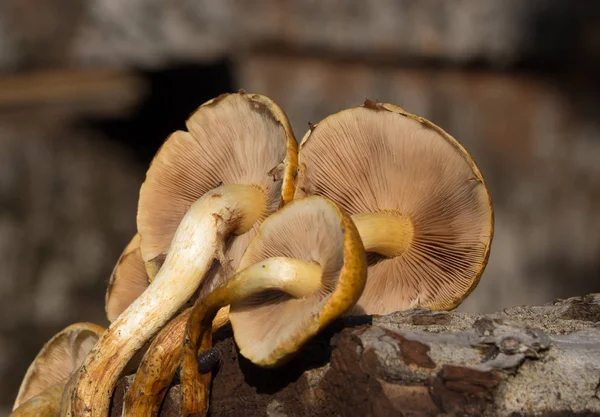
[1, 0, 599, 412]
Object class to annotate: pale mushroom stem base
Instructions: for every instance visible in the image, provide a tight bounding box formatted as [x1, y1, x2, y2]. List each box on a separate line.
[65, 184, 266, 417]
[181, 257, 323, 417]
[351, 212, 414, 258]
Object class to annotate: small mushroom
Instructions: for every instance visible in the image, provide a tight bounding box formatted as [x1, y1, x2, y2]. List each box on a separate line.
[105, 234, 150, 322]
[10, 323, 104, 416]
[295, 100, 494, 314]
[68, 91, 297, 416]
[181, 196, 367, 416]
[10, 385, 63, 417]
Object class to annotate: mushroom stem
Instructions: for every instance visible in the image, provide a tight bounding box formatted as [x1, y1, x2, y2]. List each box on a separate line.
[123, 308, 191, 417]
[225, 257, 322, 298]
[352, 212, 414, 257]
[181, 257, 323, 416]
[10, 384, 64, 417]
[68, 184, 266, 417]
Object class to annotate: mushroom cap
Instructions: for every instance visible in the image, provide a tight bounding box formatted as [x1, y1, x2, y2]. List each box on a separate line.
[13, 322, 104, 410]
[228, 196, 367, 366]
[294, 101, 494, 314]
[105, 234, 150, 322]
[10, 384, 63, 417]
[137, 91, 297, 294]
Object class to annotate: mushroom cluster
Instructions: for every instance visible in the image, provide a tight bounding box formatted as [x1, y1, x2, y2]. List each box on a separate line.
[10, 91, 493, 417]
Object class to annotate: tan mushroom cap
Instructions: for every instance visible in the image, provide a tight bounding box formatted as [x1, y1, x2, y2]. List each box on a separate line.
[137, 91, 298, 295]
[294, 101, 494, 314]
[105, 234, 150, 322]
[13, 322, 104, 410]
[10, 384, 63, 417]
[228, 196, 367, 366]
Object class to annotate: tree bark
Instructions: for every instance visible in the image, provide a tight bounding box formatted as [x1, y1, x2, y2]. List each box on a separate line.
[109, 294, 600, 416]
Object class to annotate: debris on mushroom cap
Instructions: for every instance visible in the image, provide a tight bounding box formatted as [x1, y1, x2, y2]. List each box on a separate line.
[137, 91, 298, 298]
[13, 322, 104, 410]
[105, 234, 150, 322]
[228, 196, 367, 366]
[294, 101, 494, 314]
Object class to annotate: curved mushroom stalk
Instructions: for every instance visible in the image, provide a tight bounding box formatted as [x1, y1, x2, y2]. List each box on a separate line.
[10, 384, 64, 417]
[122, 258, 321, 417]
[123, 308, 191, 417]
[67, 184, 266, 416]
[182, 196, 367, 417]
[181, 258, 323, 415]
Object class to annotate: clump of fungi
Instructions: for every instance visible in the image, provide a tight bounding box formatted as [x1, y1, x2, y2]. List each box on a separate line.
[10, 91, 493, 417]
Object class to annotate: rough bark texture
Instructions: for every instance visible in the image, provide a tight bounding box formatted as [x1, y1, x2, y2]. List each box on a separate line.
[110, 294, 600, 416]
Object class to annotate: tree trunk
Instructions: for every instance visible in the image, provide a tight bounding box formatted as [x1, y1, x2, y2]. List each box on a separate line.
[109, 294, 600, 416]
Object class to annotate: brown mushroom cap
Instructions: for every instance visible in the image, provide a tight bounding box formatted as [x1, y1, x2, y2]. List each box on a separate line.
[13, 322, 104, 410]
[105, 234, 150, 322]
[137, 91, 297, 295]
[228, 196, 367, 366]
[10, 384, 64, 417]
[294, 101, 493, 314]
